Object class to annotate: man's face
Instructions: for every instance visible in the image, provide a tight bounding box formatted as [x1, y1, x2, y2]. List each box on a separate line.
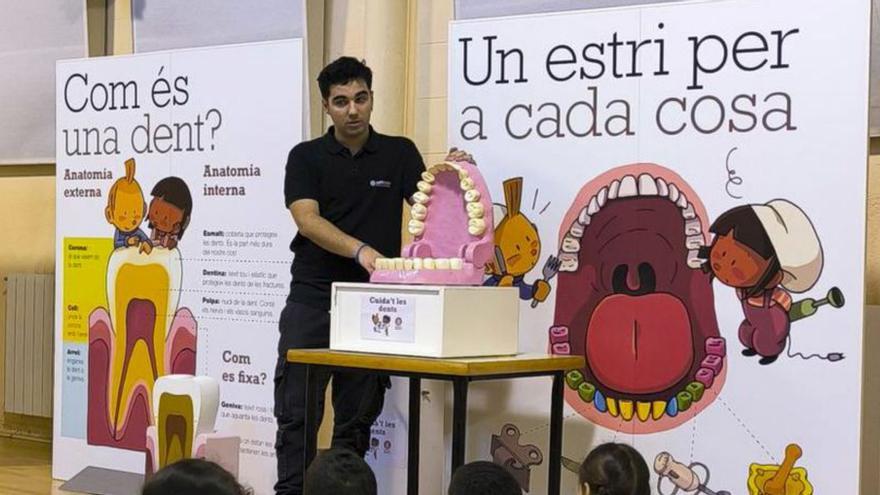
[323, 79, 372, 141]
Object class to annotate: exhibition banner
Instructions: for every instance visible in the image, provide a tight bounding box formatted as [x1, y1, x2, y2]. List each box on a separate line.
[54, 39, 302, 495]
[450, 0, 869, 493]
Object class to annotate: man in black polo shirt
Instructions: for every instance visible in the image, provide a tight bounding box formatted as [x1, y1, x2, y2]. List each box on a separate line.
[274, 57, 470, 495]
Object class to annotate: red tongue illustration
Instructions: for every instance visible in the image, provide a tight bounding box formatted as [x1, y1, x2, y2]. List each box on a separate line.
[586, 293, 693, 394]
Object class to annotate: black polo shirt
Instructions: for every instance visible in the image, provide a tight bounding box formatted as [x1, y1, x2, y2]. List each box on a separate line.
[284, 126, 425, 310]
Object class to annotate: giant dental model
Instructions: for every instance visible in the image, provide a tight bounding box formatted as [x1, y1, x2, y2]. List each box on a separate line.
[370, 160, 494, 285]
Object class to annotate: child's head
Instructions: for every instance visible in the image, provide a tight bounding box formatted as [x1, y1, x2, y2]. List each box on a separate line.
[141, 458, 249, 495]
[106, 158, 146, 232]
[448, 461, 521, 495]
[303, 448, 377, 495]
[578, 443, 650, 495]
[148, 176, 193, 238]
[701, 205, 781, 297]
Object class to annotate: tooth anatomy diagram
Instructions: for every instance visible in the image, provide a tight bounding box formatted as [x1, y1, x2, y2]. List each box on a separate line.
[88, 158, 198, 451]
[550, 164, 724, 432]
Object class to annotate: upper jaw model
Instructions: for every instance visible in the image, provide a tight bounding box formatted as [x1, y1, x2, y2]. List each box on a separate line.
[370, 160, 495, 285]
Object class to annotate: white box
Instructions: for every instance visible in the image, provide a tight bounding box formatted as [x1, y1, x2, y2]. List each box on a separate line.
[330, 282, 519, 358]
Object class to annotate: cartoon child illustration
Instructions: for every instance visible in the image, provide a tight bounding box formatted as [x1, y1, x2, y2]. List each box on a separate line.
[147, 176, 193, 250]
[701, 199, 843, 364]
[370, 437, 380, 459]
[394, 317, 403, 330]
[382, 315, 391, 336]
[105, 158, 152, 253]
[484, 178, 555, 306]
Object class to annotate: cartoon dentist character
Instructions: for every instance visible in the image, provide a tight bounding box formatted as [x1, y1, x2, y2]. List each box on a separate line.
[701, 199, 844, 365]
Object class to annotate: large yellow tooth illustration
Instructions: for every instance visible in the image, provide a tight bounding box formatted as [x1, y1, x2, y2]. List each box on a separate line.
[106, 247, 182, 437]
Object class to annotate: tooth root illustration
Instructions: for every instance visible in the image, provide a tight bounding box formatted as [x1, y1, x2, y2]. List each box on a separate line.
[490, 424, 543, 492]
[88, 248, 197, 451]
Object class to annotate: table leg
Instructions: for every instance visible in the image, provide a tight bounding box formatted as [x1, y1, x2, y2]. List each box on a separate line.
[304, 364, 319, 476]
[548, 371, 564, 495]
[407, 377, 421, 495]
[451, 377, 469, 473]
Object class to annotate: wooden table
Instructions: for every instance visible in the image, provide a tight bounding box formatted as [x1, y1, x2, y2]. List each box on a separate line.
[287, 349, 584, 495]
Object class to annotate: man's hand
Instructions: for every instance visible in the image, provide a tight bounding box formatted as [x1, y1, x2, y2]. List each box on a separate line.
[356, 245, 383, 274]
[445, 147, 475, 165]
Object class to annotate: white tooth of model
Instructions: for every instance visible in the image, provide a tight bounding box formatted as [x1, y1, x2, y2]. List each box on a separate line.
[468, 218, 486, 236]
[460, 178, 475, 191]
[412, 258, 423, 270]
[411, 203, 427, 220]
[464, 189, 481, 202]
[435, 258, 450, 270]
[404, 259, 414, 270]
[412, 192, 430, 204]
[423, 258, 436, 270]
[417, 181, 433, 194]
[450, 258, 463, 270]
[466, 202, 484, 217]
[408, 219, 424, 236]
[421, 171, 435, 183]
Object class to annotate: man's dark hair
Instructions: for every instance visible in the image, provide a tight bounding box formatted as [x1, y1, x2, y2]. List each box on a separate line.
[448, 461, 521, 495]
[141, 458, 250, 495]
[579, 443, 650, 495]
[317, 57, 373, 99]
[303, 448, 377, 495]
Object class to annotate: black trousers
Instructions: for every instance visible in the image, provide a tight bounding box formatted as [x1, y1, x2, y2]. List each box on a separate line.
[273, 301, 389, 495]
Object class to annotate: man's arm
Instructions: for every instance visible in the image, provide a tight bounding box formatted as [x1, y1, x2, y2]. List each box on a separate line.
[289, 199, 382, 273]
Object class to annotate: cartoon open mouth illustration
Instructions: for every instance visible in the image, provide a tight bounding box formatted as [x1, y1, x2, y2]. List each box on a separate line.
[88, 247, 197, 450]
[371, 160, 494, 285]
[550, 164, 725, 433]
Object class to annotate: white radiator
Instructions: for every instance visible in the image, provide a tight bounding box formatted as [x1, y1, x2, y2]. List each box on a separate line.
[4, 274, 54, 417]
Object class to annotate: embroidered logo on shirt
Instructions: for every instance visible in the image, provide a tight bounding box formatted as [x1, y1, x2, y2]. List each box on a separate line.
[370, 180, 392, 188]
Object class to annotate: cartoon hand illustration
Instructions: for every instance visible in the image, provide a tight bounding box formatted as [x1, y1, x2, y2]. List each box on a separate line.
[127, 236, 138, 246]
[499, 275, 515, 287]
[533, 279, 551, 303]
[139, 241, 153, 254]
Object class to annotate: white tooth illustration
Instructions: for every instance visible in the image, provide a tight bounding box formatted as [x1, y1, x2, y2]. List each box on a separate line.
[417, 181, 433, 194]
[587, 196, 600, 215]
[687, 250, 704, 269]
[408, 219, 425, 236]
[412, 192, 430, 204]
[570, 222, 585, 238]
[685, 218, 702, 236]
[608, 179, 621, 199]
[577, 207, 591, 226]
[676, 192, 688, 209]
[423, 258, 436, 270]
[468, 218, 486, 236]
[655, 177, 669, 197]
[686, 235, 704, 250]
[618, 175, 638, 197]
[394, 258, 405, 270]
[681, 203, 696, 219]
[561, 236, 580, 253]
[638, 174, 658, 195]
[421, 171, 435, 183]
[153, 375, 220, 467]
[668, 183, 680, 203]
[460, 178, 475, 190]
[559, 253, 579, 272]
[450, 258, 463, 270]
[464, 189, 481, 202]
[436, 258, 450, 270]
[597, 187, 608, 207]
[404, 259, 414, 271]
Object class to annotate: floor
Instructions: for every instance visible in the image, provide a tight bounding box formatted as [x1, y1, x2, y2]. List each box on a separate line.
[0, 436, 70, 494]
